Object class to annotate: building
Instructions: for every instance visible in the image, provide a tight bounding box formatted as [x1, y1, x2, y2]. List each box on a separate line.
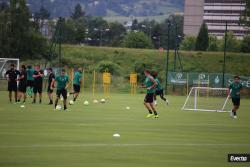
[184, 0, 249, 39]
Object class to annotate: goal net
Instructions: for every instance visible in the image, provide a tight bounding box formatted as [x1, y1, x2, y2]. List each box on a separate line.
[0, 58, 20, 80]
[182, 87, 231, 112]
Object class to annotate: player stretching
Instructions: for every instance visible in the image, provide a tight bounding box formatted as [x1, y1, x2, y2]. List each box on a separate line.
[53, 69, 70, 111]
[152, 72, 169, 106]
[229, 76, 243, 119]
[71, 67, 83, 102]
[47, 68, 55, 105]
[141, 70, 159, 118]
[5, 64, 20, 103]
[26, 65, 35, 98]
[17, 65, 27, 104]
[33, 67, 44, 104]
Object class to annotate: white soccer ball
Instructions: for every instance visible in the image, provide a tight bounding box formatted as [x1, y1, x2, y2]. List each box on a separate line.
[113, 133, 120, 138]
[84, 100, 89, 106]
[56, 105, 62, 110]
[126, 106, 130, 110]
[100, 98, 106, 103]
[93, 99, 99, 103]
[69, 100, 74, 105]
[20, 105, 25, 108]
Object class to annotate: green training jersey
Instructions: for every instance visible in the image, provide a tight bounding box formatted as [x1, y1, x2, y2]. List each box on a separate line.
[73, 71, 82, 85]
[27, 68, 35, 81]
[229, 82, 243, 98]
[56, 75, 69, 89]
[155, 78, 162, 91]
[144, 76, 156, 94]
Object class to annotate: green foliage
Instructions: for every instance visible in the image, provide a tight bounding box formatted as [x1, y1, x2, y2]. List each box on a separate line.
[180, 36, 196, 51]
[107, 22, 126, 47]
[195, 23, 209, 51]
[96, 60, 122, 75]
[241, 35, 250, 53]
[241, 0, 250, 27]
[207, 35, 219, 51]
[222, 31, 241, 52]
[34, 6, 50, 20]
[123, 31, 153, 49]
[71, 3, 85, 20]
[0, 0, 49, 59]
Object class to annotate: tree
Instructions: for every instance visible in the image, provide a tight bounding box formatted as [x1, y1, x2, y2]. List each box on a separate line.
[207, 35, 219, 51]
[241, 0, 250, 27]
[34, 6, 50, 20]
[107, 22, 126, 47]
[180, 36, 196, 51]
[222, 31, 241, 52]
[241, 35, 250, 53]
[123, 31, 153, 49]
[71, 3, 85, 20]
[195, 23, 209, 51]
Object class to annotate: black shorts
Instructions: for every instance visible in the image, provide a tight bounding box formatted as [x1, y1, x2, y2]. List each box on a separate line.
[144, 93, 154, 103]
[18, 83, 27, 93]
[8, 82, 17, 92]
[33, 84, 43, 94]
[27, 80, 34, 87]
[47, 86, 53, 93]
[155, 89, 164, 96]
[56, 89, 67, 99]
[232, 98, 240, 106]
[73, 84, 80, 93]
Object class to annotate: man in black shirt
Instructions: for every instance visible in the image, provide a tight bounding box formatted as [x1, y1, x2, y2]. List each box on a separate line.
[17, 65, 27, 103]
[5, 64, 20, 103]
[47, 68, 55, 105]
[33, 66, 44, 104]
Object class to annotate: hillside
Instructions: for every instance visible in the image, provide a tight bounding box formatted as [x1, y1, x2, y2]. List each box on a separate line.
[26, 0, 184, 18]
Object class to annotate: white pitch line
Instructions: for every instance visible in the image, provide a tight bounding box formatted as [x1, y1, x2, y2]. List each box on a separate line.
[0, 143, 250, 149]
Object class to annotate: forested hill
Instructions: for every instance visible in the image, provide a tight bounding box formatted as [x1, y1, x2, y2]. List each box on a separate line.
[26, 0, 184, 18]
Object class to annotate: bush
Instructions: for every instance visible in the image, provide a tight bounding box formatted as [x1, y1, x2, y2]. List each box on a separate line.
[123, 31, 153, 49]
[241, 35, 250, 53]
[96, 61, 122, 75]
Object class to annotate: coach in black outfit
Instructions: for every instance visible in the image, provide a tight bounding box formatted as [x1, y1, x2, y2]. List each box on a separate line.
[5, 64, 20, 103]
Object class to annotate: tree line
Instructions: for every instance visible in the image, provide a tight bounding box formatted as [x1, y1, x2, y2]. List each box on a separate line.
[0, 1, 249, 60]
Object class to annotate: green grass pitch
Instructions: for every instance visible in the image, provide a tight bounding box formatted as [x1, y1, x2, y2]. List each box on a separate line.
[0, 91, 249, 167]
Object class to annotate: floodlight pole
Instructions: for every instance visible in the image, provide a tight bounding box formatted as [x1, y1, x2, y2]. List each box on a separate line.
[222, 21, 228, 88]
[165, 20, 171, 94]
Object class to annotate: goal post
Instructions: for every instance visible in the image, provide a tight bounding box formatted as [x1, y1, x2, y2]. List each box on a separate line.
[182, 87, 231, 112]
[0, 58, 20, 79]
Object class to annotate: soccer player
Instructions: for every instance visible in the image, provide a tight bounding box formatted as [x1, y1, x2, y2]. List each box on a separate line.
[141, 69, 159, 118]
[5, 64, 20, 103]
[26, 65, 35, 97]
[229, 75, 243, 119]
[152, 72, 169, 106]
[47, 68, 55, 105]
[71, 67, 83, 102]
[33, 66, 44, 104]
[17, 65, 27, 103]
[52, 69, 70, 111]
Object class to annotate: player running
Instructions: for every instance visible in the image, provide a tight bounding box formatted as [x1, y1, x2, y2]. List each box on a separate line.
[71, 67, 83, 102]
[17, 65, 27, 104]
[5, 64, 20, 103]
[33, 66, 44, 104]
[152, 72, 169, 106]
[229, 75, 243, 119]
[141, 69, 159, 118]
[47, 68, 55, 105]
[52, 69, 70, 111]
[26, 65, 35, 98]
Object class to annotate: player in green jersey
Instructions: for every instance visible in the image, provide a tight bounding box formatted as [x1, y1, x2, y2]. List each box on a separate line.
[52, 69, 70, 111]
[229, 75, 243, 119]
[152, 72, 169, 106]
[26, 65, 35, 97]
[141, 69, 159, 118]
[71, 67, 83, 102]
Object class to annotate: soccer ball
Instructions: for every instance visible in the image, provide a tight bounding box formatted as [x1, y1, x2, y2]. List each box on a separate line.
[126, 106, 130, 110]
[93, 99, 99, 103]
[56, 105, 62, 110]
[100, 98, 106, 103]
[69, 100, 74, 105]
[84, 101, 89, 106]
